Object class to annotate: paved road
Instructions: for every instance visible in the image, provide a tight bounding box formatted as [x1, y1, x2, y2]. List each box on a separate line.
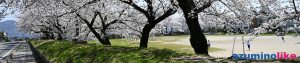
[0, 41, 36, 63]
[11, 41, 36, 63]
[0, 42, 19, 59]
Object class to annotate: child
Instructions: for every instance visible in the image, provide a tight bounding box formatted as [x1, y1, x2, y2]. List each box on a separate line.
[281, 36, 285, 43]
[207, 40, 211, 48]
[247, 41, 251, 51]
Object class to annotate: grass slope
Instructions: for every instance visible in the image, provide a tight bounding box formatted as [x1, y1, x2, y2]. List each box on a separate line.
[31, 40, 202, 63]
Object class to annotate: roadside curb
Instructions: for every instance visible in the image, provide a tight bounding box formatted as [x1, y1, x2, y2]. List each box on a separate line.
[28, 41, 50, 63]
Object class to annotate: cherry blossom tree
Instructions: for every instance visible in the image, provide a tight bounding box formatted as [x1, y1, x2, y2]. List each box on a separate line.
[120, 0, 178, 48]
[176, 0, 214, 54]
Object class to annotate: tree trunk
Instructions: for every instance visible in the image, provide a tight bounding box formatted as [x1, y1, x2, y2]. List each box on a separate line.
[177, 0, 209, 54]
[76, 13, 111, 45]
[292, 0, 299, 21]
[185, 13, 208, 54]
[87, 25, 111, 45]
[120, 0, 177, 48]
[139, 24, 155, 48]
[42, 31, 55, 40]
[101, 29, 112, 45]
[57, 33, 63, 40]
[103, 36, 111, 45]
[74, 20, 80, 37]
[169, 28, 173, 35]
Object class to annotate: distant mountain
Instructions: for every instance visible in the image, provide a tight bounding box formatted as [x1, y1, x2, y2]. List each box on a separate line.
[0, 20, 33, 38]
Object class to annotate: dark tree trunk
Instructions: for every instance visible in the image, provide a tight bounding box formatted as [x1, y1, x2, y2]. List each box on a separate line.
[57, 33, 63, 40]
[88, 25, 111, 45]
[169, 28, 173, 35]
[41, 30, 55, 40]
[121, 0, 177, 48]
[177, 0, 212, 54]
[76, 13, 112, 45]
[42, 32, 50, 39]
[101, 29, 112, 45]
[52, 18, 65, 40]
[74, 20, 80, 37]
[48, 32, 55, 39]
[140, 24, 155, 48]
[185, 13, 208, 54]
[165, 26, 168, 35]
[292, 0, 299, 21]
[103, 36, 111, 45]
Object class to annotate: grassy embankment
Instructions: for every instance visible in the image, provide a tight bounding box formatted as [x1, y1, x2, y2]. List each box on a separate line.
[31, 40, 196, 63]
[30, 35, 222, 63]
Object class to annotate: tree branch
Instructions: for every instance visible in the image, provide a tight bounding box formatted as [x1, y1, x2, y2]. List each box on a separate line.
[56, 0, 100, 18]
[76, 13, 90, 26]
[119, 22, 143, 33]
[120, 0, 151, 18]
[194, 1, 213, 13]
[91, 12, 98, 26]
[154, 9, 177, 24]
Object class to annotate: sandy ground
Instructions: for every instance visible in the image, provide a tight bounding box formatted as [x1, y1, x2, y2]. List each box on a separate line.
[164, 35, 300, 58]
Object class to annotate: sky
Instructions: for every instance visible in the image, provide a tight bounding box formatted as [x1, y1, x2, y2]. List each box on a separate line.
[0, 6, 20, 22]
[1, 13, 18, 21]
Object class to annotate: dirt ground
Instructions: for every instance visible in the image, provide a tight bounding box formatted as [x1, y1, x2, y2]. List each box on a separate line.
[164, 35, 300, 58]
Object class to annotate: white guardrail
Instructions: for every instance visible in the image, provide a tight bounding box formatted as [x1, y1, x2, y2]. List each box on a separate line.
[0, 42, 21, 60]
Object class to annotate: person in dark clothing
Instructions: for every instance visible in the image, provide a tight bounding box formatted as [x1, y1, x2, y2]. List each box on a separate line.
[207, 40, 211, 48]
[281, 36, 285, 43]
[247, 41, 251, 51]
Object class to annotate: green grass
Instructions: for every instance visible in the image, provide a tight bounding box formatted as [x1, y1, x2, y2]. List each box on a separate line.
[149, 35, 190, 42]
[88, 35, 223, 54]
[32, 40, 202, 63]
[30, 40, 46, 47]
[30, 40, 55, 47]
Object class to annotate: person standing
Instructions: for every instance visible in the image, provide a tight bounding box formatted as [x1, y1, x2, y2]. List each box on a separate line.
[207, 40, 211, 48]
[276, 32, 285, 43]
[247, 41, 251, 51]
[281, 36, 285, 43]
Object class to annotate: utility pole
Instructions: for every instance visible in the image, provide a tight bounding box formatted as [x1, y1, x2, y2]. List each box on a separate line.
[231, 36, 237, 55]
[242, 36, 245, 54]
